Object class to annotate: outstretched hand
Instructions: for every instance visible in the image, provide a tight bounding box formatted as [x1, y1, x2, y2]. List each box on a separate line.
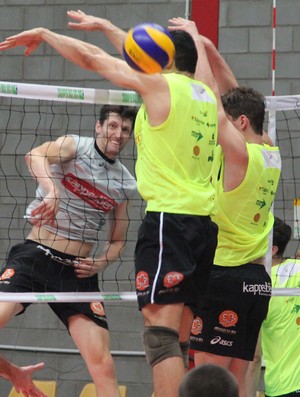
[11, 362, 47, 397]
[67, 9, 110, 32]
[168, 17, 199, 39]
[0, 28, 42, 56]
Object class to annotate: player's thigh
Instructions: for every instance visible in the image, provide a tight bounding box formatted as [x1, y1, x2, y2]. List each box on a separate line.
[0, 302, 24, 327]
[142, 302, 185, 331]
[194, 350, 232, 370]
[68, 314, 111, 361]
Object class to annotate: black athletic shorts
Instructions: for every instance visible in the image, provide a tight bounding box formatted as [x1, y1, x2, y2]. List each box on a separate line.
[134, 211, 218, 311]
[190, 263, 271, 361]
[0, 240, 108, 330]
[266, 390, 300, 397]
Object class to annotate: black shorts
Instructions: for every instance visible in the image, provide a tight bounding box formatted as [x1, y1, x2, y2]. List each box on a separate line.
[0, 240, 108, 330]
[266, 390, 300, 397]
[190, 264, 271, 361]
[134, 212, 218, 311]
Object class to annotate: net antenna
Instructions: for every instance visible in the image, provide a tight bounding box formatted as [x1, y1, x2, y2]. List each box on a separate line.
[266, 0, 277, 275]
[272, 0, 277, 98]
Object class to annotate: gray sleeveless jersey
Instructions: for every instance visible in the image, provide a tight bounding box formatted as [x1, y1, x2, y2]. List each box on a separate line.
[26, 135, 137, 242]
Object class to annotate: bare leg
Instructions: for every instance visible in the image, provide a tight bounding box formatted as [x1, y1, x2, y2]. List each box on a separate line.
[179, 306, 194, 371]
[229, 358, 250, 397]
[69, 314, 119, 397]
[0, 302, 24, 328]
[246, 334, 262, 397]
[195, 351, 249, 397]
[142, 303, 186, 397]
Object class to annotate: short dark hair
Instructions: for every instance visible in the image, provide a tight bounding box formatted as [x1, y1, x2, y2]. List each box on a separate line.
[179, 363, 239, 397]
[221, 86, 266, 135]
[169, 30, 198, 74]
[99, 105, 138, 133]
[273, 217, 292, 257]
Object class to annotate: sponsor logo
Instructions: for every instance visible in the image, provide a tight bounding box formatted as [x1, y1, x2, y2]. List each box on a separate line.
[259, 187, 269, 194]
[193, 146, 200, 156]
[191, 316, 203, 335]
[163, 272, 184, 288]
[134, 134, 141, 144]
[210, 336, 233, 346]
[62, 173, 118, 212]
[191, 115, 205, 125]
[191, 131, 203, 141]
[253, 213, 260, 223]
[242, 281, 272, 295]
[136, 271, 149, 291]
[208, 151, 214, 162]
[57, 88, 84, 100]
[0, 83, 18, 95]
[268, 178, 275, 186]
[0, 268, 15, 280]
[256, 199, 266, 209]
[214, 326, 237, 335]
[122, 92, 142, 104]
[36, 294, 57, 302]
[219, 310, 238, 328]
[90, 302, 105, 316]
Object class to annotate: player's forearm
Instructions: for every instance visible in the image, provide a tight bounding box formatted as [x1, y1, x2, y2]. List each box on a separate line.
[0, 355, 14, 381]
[100, 20, 126, 55]
[194, 36, 220, 104]
[202, 36, 238, 95]
[99, 240, 126, 266]
[25, 152, 58, 195]
[38, 28, 106, 72]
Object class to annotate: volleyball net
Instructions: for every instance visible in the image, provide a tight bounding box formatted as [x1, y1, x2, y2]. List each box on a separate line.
[0, 81, 300, 303]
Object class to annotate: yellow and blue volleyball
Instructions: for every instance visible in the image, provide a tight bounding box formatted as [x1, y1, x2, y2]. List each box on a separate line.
[123, 23, 175, 74]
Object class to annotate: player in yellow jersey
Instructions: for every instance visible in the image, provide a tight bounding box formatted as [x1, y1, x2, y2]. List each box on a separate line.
[0, 11, 219, 397]
[169, 18, 281, 397]
[250, 217, 300, 397]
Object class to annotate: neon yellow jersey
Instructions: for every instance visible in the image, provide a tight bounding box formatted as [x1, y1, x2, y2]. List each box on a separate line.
[262, 259, 300, 396]
[213, 143, 281, 266]
[134, 73, 218, 215]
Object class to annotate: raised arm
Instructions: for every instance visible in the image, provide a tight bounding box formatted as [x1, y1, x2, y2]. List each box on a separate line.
[25, 135, 76, 226]
[0, 27, 168, 114]
[67, 10, 126, 56]
[201, 35, 238, 95]
[168, 17, 219, 96]
[168, 18, 248, 187]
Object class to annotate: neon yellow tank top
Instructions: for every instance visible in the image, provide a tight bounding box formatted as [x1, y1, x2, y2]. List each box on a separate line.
[213, 143, 281, 266]
[134, 73, 218, 215]
[262, 259, 300, 396]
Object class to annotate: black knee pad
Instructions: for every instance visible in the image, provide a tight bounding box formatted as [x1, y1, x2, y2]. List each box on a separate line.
[143, 326, 182, 367]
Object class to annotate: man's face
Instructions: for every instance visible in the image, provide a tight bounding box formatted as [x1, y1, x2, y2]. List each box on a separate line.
[95, 112, 133, 159]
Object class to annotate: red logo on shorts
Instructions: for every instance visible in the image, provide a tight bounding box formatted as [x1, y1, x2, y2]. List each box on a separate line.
[191, 317, 203, 335]
[136, 271, 149, 291]
[90, 302, 105, 317]
[0, 268, 15, 280]
[219, 310, 238, 327]
[163, 272, 184, 288]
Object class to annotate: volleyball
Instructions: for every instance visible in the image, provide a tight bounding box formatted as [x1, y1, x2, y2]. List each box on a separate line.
[123, 23, 175, 74]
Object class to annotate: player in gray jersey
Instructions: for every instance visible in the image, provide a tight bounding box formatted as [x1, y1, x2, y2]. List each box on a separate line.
[0, 105, 138, 397]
